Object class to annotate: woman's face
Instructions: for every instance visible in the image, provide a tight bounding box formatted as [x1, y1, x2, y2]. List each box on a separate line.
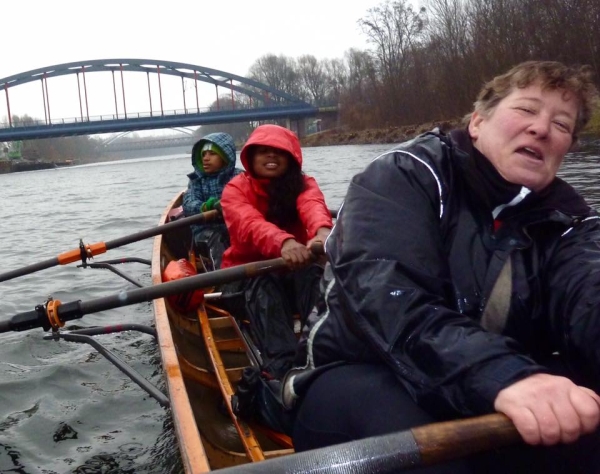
[469, 83, 578, 192]
[251, 145, 290, 178]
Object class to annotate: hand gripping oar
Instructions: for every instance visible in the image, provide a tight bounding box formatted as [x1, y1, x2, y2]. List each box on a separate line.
[0, 243, 324, 334]
[0, 210, 219, 283]
[214, 413, 521, 473]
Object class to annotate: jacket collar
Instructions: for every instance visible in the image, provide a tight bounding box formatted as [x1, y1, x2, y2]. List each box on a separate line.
[449, 129, 591, 219]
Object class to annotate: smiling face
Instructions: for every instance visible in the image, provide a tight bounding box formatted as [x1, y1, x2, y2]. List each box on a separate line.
[468, 83, 579, 192]
[250, 145, 290, 178]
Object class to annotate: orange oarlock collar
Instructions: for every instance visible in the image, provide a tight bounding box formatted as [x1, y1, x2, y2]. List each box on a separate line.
[57, 241, 107, 265]
[46, 299, 64, 330]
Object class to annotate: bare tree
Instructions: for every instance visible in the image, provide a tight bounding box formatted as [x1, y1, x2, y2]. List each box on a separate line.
[359, 0, 426, 124]
[423, 0, 475, 114]
[339, 49, 382, 129]
[297, 55, 330, 106]
[323, 58, 349, 106]
[248, 54, 305, 103]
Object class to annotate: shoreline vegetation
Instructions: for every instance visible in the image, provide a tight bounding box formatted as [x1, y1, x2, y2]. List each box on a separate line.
[301, 118, 463, 148]
[4, 0, 599, 163]
[301, 107, 600, 148]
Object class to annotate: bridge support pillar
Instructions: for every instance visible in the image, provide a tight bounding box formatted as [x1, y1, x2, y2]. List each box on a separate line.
[285, 118, 306, 138]
[296, 119, 306, 138]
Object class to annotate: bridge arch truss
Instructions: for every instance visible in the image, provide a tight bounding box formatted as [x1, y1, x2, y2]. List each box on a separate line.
[0, 59, 316, 140]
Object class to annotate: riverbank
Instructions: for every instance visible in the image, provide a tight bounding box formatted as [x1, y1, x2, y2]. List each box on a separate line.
[301, 119, 462, 147]
[0, 159, 76, 174]
[301, 110, 600, 148]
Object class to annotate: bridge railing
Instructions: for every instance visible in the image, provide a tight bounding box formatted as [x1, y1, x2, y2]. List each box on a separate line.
[0, 103, 272, 130]
[0, 108, 216, 129]
[0, 102, 321, 142]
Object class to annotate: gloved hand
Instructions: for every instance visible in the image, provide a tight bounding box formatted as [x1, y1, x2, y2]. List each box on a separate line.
[201, 197, 220, 212]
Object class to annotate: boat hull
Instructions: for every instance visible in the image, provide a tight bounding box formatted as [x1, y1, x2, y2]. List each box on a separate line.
[152, 193, 293, 472]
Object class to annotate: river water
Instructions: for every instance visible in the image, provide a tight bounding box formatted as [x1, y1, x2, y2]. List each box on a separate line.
[0, 140, 599, 473]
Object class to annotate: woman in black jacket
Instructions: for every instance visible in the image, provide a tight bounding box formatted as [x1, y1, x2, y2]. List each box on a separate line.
[288, 60, 600, 473]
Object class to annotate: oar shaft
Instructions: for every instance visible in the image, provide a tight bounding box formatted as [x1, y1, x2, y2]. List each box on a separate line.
[77, 257, 286, 316]
[0, 257, 290, 333]
[0, 306, 49, 332]
[0, 257, 59, 283]
[0, 241, 326, 333]
[0, 210, 218, 284]
[216, 429, 421, 474]
[215, 413, 520, 474]
[104, 210, 218, 250]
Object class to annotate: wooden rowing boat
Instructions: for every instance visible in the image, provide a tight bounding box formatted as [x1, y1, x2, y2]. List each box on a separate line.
[0, 190, 522, 472]
[149, 192, 523, 474]
[151, 191, 294, 472]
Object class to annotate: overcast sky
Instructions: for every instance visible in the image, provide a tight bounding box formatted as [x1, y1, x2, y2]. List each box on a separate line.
[0, 0, 399, 124]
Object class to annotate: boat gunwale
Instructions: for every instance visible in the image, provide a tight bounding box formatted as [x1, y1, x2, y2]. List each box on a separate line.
[152, 191, 211, 473]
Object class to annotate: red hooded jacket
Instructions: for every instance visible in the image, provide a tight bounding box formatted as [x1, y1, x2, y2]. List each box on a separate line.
[220, 125, 333, 268]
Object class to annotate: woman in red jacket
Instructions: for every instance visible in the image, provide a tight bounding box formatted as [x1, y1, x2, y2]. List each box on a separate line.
[220, 124, 333, 378]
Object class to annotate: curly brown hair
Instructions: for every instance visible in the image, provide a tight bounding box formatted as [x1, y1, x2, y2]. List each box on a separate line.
[463, 61, 599, 141]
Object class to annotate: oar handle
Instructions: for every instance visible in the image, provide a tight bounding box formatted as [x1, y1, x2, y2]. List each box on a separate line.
[413, 412, 520, 466]
[214, 413, 521, 474]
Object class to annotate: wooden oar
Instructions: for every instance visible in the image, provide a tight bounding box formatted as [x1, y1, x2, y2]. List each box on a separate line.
[214, 413, 521, 473]
[0, 250, 313, 333]
[0, 209, 219, 283]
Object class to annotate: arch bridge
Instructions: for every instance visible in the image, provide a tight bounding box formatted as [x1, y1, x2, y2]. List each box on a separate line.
[0, 59, 319, 141]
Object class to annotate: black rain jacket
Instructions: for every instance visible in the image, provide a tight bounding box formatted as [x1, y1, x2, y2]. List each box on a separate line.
[287, 129, 600, 417]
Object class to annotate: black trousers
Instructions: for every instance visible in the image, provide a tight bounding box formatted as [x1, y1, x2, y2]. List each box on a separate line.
[193, 225, 229, 271]
[220, 264, 323, 379]
[293, 363, 600, 473]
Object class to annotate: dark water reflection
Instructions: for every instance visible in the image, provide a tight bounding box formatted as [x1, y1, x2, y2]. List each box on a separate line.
[558, 138, 600, 207]
[0, 140, 598, 473]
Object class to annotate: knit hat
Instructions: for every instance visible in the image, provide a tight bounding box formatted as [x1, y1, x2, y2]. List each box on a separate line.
[200, 143, 228, 163]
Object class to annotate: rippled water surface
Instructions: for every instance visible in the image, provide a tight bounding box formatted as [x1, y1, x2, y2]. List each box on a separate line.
[0, 140, 598, 473]
[0, 143, 391, 474]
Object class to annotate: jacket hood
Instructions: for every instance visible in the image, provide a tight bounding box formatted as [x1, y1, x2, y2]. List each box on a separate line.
[240, 125, 302, 173]
[191, 132, 237, 176]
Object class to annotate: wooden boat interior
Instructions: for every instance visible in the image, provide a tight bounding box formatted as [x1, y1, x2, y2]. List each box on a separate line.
[152, 192, 294, 472]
